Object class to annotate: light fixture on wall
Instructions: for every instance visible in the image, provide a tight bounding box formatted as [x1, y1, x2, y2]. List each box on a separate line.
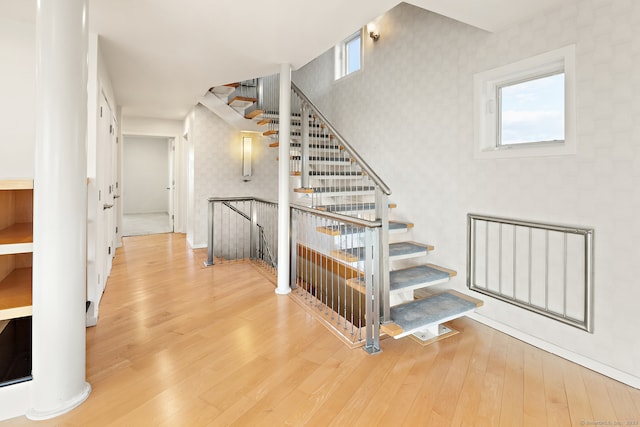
[242, 136, 252, 181]
[367, 22, 380, 41]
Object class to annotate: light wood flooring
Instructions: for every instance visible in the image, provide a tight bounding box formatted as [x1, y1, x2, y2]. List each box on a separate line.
[3, 233, 639, 426]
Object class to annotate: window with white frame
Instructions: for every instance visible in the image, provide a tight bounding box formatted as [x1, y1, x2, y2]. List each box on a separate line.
[335, 30, 362, 80]
[474, 45, 576, 158]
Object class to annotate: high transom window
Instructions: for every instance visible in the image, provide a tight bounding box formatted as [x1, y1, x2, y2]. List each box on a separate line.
[335, 30, 362, 80]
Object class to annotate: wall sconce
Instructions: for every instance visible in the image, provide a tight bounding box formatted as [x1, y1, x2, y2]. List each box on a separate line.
[242, 136, 252, 181]
[367, 22, 380, 41]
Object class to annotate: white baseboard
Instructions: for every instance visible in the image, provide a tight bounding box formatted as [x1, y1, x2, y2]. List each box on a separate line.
[467, 312, 640, 390]
[0, 381, 30, 421]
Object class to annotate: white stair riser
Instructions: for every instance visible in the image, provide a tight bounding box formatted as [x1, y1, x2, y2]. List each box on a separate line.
[389, 277, 451, 306]
[393, 308, 475, 339]
[389, 250, 428, 262]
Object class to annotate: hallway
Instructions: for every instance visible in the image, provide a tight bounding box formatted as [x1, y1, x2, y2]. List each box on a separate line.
[122, 212, 172, 236]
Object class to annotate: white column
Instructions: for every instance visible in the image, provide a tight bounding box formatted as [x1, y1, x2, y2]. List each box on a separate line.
[276, 64, 292, 295]
[29, 0, 92, 419]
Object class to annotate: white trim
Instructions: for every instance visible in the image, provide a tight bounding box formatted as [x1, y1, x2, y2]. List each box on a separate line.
[468, 312, 640, 389]
[26, 382, 91, 420]
[474, 45, 576, 159]
[0, 381, 30, 421]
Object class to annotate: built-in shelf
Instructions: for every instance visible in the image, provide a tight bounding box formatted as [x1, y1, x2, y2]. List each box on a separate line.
[0, 268, 32, 322]
[0, 180, 33, 388]
[0, 181, 32, 191]
[0, 224, 33, 256]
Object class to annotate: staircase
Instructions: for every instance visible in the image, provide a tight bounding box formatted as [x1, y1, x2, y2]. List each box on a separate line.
[206, 76, 482, 347]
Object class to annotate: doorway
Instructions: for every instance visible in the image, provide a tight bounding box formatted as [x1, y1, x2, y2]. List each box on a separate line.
[122, 135, 174, 236]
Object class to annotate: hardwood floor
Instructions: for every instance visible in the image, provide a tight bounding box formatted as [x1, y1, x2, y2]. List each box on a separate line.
[2, 233, 639, 426]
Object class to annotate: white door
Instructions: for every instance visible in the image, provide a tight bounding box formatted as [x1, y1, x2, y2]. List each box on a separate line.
[168, 138, 175, 232]
[106, 116, 117, 271]
[97, 93, 115, 294]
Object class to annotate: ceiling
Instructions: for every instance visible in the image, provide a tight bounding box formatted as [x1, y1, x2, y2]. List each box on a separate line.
[0, 0, 565, 121]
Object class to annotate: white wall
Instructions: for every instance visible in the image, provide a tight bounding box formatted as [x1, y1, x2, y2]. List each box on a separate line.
[0, 19, 35, 180]
[185, 104, 278, 248]
[122, 116, 187, 233]
[293, 0, 640, 385]
[122, 136, 170, 214]
[86, 34, 120, 325]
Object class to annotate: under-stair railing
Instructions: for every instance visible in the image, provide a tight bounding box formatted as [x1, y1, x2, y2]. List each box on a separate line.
[468, 214, 594, 332]
[205, 197, 278, 273]
[290, 204, 382, 353]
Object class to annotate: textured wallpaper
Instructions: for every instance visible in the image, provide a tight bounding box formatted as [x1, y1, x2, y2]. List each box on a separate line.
[188, 104, 278, 247]
[293, 0, 640, 380]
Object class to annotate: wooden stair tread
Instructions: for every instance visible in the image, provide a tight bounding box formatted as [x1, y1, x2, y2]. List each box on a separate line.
[263, 130, 278, 136]
[308, 171, 361, 177]
[332, 241, 432, 263]
[316, 220, 412, 237]
[316, 224, 368, 236]
[228, 96, 257, 105]
[257, 118, 272, 126]
[294, 186, 375, 194]
[289, 155, 351, 162]
[294, 188, 314, 194]
[381, 322, 404, 337]
[245, 109, 263, 119]
[389, 292, 478, 339]
[270, 142, 343, 150]
[317, 202, 396, 213]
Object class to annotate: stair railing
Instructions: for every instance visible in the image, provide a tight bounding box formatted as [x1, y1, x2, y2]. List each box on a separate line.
[253, 74, 393, 324]
[214, 73, 394, 326]
[289, 82, 392, 323]
[290, 204, 382, 353]
[205, 197, 278, 274]
[291, 82, 391, 197]
[205, 196, 383, 351]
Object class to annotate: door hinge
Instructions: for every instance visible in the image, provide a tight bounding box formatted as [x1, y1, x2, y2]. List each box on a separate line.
[100, 106, 103, 117]
[116, 226, 118, 234]
[108, 246, 111, 255]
